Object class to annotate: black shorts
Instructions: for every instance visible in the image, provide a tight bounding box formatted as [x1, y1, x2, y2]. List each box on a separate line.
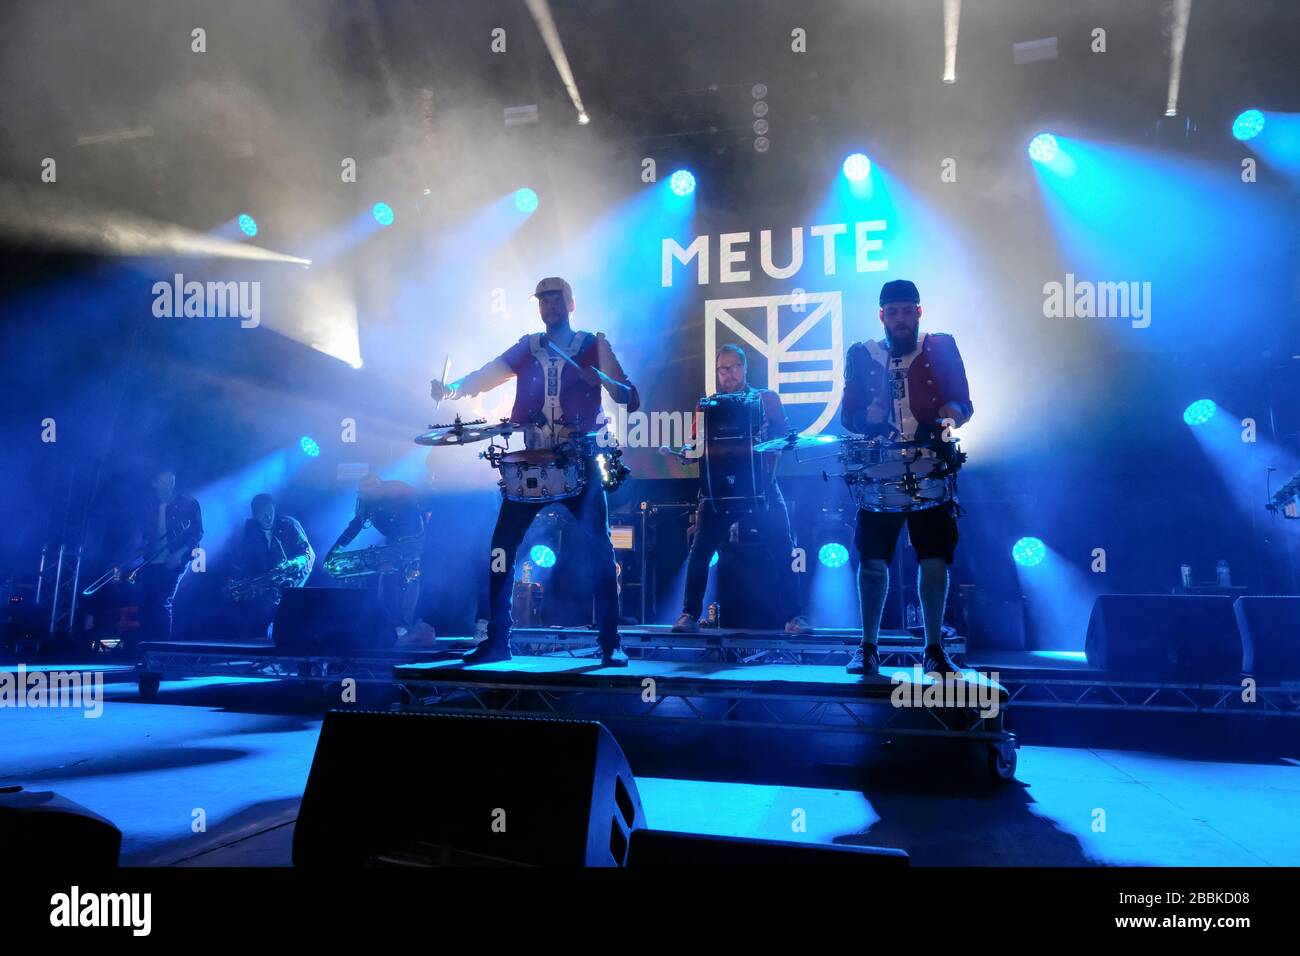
[854, 502, 959, 565]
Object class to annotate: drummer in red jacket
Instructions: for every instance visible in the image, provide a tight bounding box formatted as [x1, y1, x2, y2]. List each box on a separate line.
[430, 277, 639, 667]
[840, 279, 973, 678]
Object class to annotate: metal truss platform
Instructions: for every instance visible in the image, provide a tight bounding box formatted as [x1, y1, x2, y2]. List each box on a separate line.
[392, 655, 1020, 782]
[508, 624, 963, 667]
[997, 674, 1300, 718]
[134, 639, 471, 699]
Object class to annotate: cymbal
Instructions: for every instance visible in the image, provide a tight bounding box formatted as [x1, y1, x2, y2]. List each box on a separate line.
[753, 432, 840, 453]
[414, 418, 519, 447]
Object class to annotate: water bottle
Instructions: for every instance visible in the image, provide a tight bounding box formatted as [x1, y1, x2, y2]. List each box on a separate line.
[1180, 564, 1192, 588]
[1216, 560, 1232, 588]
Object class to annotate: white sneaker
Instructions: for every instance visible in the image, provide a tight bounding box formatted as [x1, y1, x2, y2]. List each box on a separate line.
[671, 613, 701, 633]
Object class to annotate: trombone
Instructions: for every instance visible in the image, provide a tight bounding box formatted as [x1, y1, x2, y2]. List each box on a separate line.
[81, 539, 171, 596]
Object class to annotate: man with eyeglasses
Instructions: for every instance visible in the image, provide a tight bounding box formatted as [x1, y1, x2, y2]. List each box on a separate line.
[671, 343, 812, 636]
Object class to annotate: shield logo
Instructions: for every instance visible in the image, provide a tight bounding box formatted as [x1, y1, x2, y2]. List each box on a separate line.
[704, 291, 845, 435]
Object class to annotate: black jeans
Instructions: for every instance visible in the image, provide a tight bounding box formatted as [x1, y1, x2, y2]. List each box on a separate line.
[239, 592, 279, 642]
[378, 570, 421, 633]
[134, 563, 188, 649]
[681, 485, 801, 622]
[486, 476, 620, 650]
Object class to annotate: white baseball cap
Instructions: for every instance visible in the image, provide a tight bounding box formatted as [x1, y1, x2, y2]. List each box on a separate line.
[532, 276, 574, 308]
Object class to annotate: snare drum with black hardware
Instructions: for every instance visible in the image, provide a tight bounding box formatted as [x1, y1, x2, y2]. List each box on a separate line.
[839, 437, 961, 513]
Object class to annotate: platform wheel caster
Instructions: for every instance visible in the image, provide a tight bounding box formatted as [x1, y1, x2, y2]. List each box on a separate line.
[138, 672, 162, 701]
[987, 741, 1018, 782]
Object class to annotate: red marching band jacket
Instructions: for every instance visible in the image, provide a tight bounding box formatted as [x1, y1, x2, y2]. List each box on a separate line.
[498, 331, 641, 428]
[840, 332, 974, 435]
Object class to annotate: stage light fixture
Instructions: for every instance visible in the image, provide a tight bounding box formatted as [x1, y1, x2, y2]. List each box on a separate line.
[372, 202, 395, 227]
[1012, 537, 1046, 567]
[942, 0, 960, 84]
[1232, 109, 1265, 141]
[818, 542, 850, 569]
[1164, 0, 1191, 119]
[669, 170, 696, 197]
[1027, 133, 1059, 163]
[529, 544, 557, 568]
[577, 111, 590, 125]
[842, 153, 871, 182]
[514, 188, 540, 213]
[238, 214, 258, 237]
[1183, 399, 1217, 426]
[299, 436, 320, 457]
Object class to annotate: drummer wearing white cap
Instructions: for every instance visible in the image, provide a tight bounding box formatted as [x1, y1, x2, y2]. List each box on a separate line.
[430, 277, 640, 666]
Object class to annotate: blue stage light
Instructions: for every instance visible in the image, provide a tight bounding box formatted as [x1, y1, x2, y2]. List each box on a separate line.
[709, 551, 718, 568]
[1028, 133, 1059, 163]
[669, 170, 696, 197]
[1183, 399, 1217, 426]
[299, 436, 320, 457]
[372, 202, 395, 226]
[514, 188, 539, 213]
[529, 544, 556, 568]
[818, 542, 850, 569]
[238, 214, 258, 237]
[1012, 537, 1046, 567]
[1232, 109, 1266, 142]
[842, 153, 871, 182]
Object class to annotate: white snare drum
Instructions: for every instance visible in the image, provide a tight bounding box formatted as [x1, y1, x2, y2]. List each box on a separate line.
[497, 449, 587, 503]
[840, 438, 958, 513]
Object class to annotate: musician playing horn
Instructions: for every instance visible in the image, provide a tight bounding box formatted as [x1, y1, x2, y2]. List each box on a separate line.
[326, 474, 426, 644]
[231, 493, 314, 640]
[430, 277, 639, 667]
[130, 466, 203, 652]
[841, 279, 972, 678]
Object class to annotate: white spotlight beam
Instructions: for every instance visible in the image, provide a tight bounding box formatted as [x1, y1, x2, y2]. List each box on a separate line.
[0, 187, 310, 265]
[1165, 0, 1193, 117]
[943, 0, 961, 84]
[523, 0, 588, 121]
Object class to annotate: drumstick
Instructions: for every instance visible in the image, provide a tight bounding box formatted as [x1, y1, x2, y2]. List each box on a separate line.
[433, 354, 451, 412]
[543, 337, 620, 389]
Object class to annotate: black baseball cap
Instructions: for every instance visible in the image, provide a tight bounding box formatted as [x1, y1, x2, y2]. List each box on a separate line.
[879, 279, 920, 306]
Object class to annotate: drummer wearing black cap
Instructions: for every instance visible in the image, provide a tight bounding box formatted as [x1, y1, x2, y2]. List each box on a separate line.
[430, 277, 640, 667]
[841, 279, 972, 677]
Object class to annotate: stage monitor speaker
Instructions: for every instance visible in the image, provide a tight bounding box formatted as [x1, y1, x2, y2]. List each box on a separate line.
[0, 786, 121, 866]
[293, 711, 644, 867]
[273, 587, 389, 654]
[956, 585, 1027, 651]
[626, 828, 909, 867]
[1084, 594, 1242, 680]
[1234, 596, 1300, 680]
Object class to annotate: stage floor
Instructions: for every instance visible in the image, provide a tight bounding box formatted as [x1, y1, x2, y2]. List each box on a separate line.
[2, 675, 1298, 866]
